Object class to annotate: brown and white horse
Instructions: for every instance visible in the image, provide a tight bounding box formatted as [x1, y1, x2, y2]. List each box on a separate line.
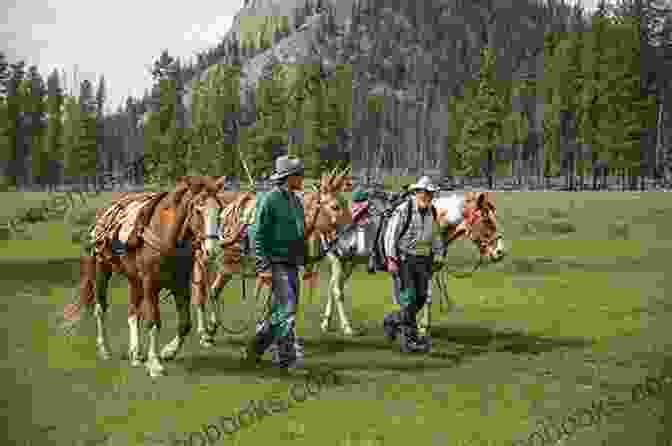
[63, 176, 225, 377]
[318, 190, 506, 336]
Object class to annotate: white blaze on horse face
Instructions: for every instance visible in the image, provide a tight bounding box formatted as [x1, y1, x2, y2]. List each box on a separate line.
[204, 205, 219, 254]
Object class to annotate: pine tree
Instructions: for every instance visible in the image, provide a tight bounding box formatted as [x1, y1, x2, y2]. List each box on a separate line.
[0, 52, 9, 98]
[190, 63, 243, 177]
[4, 60, 26, 188]
[61, 94, 81, 183]
[69, 79, 98, 189]
[44, 69, 64, 189]
[27, 65, 48, 188]
[95, 75, 107, 178]
[456, 47, 506, 187]
[245, 62, 289, 178]
[144, 50, 188, 184]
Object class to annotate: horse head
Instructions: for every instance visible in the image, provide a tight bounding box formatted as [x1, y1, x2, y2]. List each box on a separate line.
[436, 191, 506, 263]
[305, 169, 353, 238]
[175, 176, 226, 257]
[461, 192, 505, 262]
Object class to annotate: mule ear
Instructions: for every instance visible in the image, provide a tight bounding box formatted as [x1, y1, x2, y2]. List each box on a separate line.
[476, 192, 486, 208]
[214, 176, 227, 188]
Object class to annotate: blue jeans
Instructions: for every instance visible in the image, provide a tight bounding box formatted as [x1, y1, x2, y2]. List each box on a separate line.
[267, 263, 300, 339]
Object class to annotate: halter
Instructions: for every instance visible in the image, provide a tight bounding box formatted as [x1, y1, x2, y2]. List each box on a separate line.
[461, 205, 502, 253]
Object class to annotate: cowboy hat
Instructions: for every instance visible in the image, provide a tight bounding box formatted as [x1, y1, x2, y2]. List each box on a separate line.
[408, 175, 438, 193]
[268, 155, 304, 181]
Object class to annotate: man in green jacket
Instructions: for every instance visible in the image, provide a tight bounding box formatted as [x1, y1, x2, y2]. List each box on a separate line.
[244, 155, 306, 369]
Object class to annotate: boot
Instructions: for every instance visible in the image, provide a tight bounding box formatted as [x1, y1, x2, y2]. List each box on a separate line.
[242, 320, 275, 367]
[383, 311, 402, 342]
[275, 325, 300, 369]
[399, 306, 430, 354]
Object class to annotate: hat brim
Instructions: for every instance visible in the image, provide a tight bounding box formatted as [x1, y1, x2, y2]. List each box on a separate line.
[409, 185, 438, 192]
[269, 166, 304, 180]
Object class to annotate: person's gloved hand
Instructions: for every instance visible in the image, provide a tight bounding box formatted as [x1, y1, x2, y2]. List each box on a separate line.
[386, 257, 400, 274]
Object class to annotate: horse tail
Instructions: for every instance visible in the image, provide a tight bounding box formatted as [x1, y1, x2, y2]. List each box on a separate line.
[61, 255, 97, 328]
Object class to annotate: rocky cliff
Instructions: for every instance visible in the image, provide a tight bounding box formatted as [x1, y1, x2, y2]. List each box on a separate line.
[182, 0, 580, 174]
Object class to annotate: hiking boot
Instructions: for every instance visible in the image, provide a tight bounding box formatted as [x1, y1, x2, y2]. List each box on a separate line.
[242, 321, 274, 367]
[276, 329, 303, 369]
[399, 325, 431, 354]
[383, 312, 402, 342]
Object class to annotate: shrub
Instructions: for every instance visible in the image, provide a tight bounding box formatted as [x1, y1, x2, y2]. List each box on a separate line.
[547, 207, 569, 219]
[549, 220, 576, 234]
[20, 207, 47, 223]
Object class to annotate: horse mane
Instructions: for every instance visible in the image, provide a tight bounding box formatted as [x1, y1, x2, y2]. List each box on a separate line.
[319, 166, 350, 195]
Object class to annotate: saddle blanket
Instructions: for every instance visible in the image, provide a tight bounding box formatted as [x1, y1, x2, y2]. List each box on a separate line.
[91, 192, 161, 246]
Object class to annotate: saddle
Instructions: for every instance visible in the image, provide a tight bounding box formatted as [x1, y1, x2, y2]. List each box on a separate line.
[92, 192, 168, 257]
[216, 192, 256, 262]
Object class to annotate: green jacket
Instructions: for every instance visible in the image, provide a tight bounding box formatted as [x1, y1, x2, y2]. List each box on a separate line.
[252, 187, 305, 272]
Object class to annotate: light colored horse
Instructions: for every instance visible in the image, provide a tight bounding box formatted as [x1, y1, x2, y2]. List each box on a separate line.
[163, 170, 354, 356]
[319, 190, 506, 337]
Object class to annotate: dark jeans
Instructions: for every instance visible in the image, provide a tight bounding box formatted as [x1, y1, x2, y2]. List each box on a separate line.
[397, 253, 433, 312]
[250, 262, 300, 361]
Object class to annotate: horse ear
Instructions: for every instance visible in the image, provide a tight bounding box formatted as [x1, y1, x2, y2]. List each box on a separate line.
[476, 192, 486, 208]
[214, 176, 227, 188]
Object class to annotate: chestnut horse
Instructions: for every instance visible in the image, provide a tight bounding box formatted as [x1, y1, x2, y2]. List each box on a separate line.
[63, 176, 225, 377]
[161, 170, 353, 356]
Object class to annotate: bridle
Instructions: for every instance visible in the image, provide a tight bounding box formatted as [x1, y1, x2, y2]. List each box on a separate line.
[462, 205, 502, 257]
[159, 192, 224, 304]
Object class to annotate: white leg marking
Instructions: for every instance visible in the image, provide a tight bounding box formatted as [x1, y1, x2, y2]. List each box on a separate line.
[196, 303, 215, 347]
[128, 315, 142, 366]
[336, 269, 353, 336]
[95, 304, 111, 359]
[145, 325, 165, 378]
[160, 335, 184, 360]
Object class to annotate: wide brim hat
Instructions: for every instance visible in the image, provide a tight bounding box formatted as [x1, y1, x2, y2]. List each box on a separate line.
[408, 175, 438, 193]
[268, 155, 304, 180]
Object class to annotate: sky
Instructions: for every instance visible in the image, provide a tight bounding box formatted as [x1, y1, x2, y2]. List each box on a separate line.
[1, 0, 242, 112]
[1, 0, 598, 114]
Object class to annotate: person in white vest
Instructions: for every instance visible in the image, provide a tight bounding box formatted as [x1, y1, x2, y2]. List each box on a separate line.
[382, 176, 441, 353]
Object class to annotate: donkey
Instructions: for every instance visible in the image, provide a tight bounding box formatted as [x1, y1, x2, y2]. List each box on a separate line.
[319, 190, 506, 337]
[63, 176, 225, 377]
[161, 169, 354, 357]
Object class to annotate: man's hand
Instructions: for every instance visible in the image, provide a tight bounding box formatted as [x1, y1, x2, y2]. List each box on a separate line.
[256, 271, 273, 288]
[386, 257, 400, 274]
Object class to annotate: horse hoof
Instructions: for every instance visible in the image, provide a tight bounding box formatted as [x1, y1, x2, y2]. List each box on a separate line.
[160, 350, 177, 361]
[200, 337, 215, 348]
[206, 324, 220, 337]
[98, 351, 112, 360]
[148, 367, 165, 378]
[342, 328, 355, 337]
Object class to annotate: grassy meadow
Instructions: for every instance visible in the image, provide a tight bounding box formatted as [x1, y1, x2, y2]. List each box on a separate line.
[1, 190, 671, 446]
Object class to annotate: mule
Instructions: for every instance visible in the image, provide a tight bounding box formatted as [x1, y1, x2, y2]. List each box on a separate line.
[63, 176, 226, 377]
[164, 169, 354, 356]
[319, 190, 507, 337]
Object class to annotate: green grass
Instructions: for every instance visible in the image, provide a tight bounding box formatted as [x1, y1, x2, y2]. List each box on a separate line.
[2, 192, 672, 446]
